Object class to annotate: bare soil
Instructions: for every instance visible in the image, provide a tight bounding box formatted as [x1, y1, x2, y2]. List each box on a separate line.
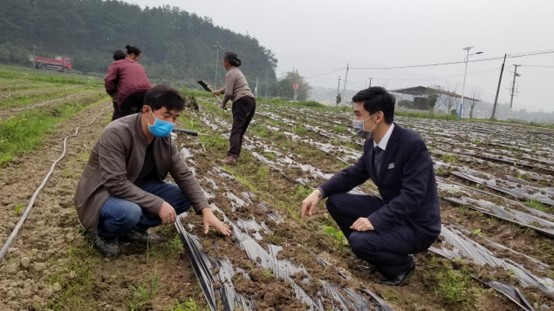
[0, 81, 552, 310]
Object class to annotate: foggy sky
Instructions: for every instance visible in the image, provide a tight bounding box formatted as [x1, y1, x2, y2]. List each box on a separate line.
[130, 0, 554, 112]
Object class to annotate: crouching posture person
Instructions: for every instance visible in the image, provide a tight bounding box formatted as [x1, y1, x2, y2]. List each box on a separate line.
[74, 84, 231, 257]
[301, 87, 441, 286]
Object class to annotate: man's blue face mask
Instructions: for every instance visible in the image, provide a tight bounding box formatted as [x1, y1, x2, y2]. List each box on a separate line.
[148, 111, 175, 138]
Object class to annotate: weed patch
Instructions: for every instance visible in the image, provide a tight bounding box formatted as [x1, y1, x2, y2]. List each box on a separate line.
[0, 94, 106, 165]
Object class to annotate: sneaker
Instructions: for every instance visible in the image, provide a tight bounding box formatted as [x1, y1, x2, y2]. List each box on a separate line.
[119, 230, 163, 244]
[220, 155, 238, 166]
[94, 233, 119, 258]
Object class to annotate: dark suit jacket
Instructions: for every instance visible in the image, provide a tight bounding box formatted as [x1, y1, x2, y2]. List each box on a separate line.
[319, 123, 441, 240]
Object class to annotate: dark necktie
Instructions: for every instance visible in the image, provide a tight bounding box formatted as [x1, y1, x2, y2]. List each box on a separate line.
[374, 146, 383, 178]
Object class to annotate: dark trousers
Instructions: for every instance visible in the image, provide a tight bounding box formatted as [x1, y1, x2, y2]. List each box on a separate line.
[326, 193, 434, 278]
[113, 90, 147, 120]
[228, 96, 256, 157]
[111, 99, 119, 121]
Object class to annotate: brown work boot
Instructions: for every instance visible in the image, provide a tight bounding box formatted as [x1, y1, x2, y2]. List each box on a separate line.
[221, 155, 238, 166]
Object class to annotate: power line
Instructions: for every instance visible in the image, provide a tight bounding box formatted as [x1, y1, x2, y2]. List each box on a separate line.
[369, 68, 500, 82]
[349, 49, 554, 70]
[296, 49, 554, 80]
[519, 64, 554, 68]
[304, 67, 346, 78]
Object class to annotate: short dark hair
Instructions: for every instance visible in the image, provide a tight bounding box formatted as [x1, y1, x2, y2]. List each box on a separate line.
[352, 87, 396, 123]
[144, 85, 185, 111]
[113, 49, 125, 60]
[223, 51, 241, 67]
[125, 44, 142, 56]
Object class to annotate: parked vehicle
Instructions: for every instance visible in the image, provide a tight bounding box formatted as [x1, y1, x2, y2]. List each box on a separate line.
[29, 55, 73, 72]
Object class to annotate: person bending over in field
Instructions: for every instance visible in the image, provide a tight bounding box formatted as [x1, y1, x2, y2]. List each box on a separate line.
[108, 49, 126, 120]
[105, 45, 152, 120]
[301, 87, 441, 286]
[74, 85, 231, 258]
[212, 51, 256, 166]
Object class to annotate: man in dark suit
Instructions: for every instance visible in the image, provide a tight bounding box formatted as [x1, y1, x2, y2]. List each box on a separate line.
[301, 87, 441, 286]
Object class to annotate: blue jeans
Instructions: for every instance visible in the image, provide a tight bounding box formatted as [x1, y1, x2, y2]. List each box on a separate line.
[97, 181, 191, 238]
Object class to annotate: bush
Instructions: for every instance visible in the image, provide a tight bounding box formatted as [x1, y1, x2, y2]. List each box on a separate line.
[0, 43, 31, 66]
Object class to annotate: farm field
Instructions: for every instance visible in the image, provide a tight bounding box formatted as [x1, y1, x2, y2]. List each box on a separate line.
[0, 66, 553, 310]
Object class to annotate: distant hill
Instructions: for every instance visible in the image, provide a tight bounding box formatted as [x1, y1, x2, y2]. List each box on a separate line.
[0, 0, 278, 88]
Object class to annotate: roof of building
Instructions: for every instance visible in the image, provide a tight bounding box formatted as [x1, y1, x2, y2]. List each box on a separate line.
[390, 86, 480, 102]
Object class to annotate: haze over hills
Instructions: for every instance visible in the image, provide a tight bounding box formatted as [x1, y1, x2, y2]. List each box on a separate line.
[0, 0, 278, 89]
[0, 0, 552, 123]
[310, 86, 554, 124]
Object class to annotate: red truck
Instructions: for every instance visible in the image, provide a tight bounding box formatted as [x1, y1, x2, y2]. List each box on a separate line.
[29, 55, 73, 72]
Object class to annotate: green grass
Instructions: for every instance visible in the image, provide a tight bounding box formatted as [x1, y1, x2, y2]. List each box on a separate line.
[396, 109, 459, 120]
[48, 243, 102, 310]
[199, 133, 228, 154]
[0, 94, 106, 166]
[14, 203, 24, 215]
[0, 86, 92, 109]
[128, 271, 160, 311]
[440, 153, 458, 164]
[294, 184, 313, 202]
[332, 124, 348, 133]
[180, 87, 214, 99]
[319, 224, 347, 246]
[170, 299, 200, 311]
[0, 65, 102, 87]
[525, 199, 551, 213]
[422, 256, 478, 308]
[431, 268, 473, 305]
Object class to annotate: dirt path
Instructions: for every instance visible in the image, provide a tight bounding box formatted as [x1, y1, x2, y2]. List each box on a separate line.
[0, 100, 207, 310]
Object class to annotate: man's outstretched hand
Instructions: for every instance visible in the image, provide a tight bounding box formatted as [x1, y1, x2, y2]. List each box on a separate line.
[301, 189, 322, 219]
[202, 208, 231, 236]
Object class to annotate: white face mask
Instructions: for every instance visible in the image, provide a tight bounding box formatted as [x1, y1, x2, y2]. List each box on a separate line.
[352, 112, 377, 139]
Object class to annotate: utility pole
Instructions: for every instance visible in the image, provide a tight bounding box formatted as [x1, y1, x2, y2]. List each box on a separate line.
[509, 64, 521, 109]
[214, 43, 222, 89]
[490, 54, 506, 120]
[255, 77, 259, 97]
[341, 64, 349, 104]
[369, 77, 373, 87]
[32, 44, 36, 69]
[337, 75, 341, 96]
[293, 68, 298, 102]
[336, 75, 342, 106]
[264, 69, 269, 98]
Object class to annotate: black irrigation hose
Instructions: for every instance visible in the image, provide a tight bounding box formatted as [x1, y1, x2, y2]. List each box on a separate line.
[0, 107, 106, 262]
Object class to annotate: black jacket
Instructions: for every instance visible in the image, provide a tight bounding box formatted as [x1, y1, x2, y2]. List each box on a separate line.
[319, 123, 441, 240]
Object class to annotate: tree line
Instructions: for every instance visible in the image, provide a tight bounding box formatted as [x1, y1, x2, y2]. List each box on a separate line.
[1, 0, 308, 97]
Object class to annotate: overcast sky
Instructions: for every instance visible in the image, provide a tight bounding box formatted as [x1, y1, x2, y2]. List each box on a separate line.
[129, 0, 554, 112]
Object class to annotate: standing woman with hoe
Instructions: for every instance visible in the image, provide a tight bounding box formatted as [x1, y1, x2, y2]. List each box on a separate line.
[105, 45, 152, 120]
[213, 51, 256, 165]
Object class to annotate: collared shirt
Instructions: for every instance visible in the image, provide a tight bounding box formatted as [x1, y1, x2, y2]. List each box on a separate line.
[374, 123, 395, 151]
